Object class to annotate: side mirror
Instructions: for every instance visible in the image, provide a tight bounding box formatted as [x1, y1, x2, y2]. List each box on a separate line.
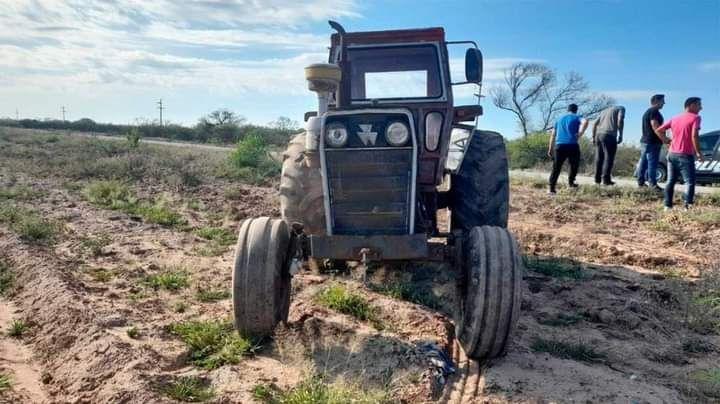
[465, 48, 483, 84]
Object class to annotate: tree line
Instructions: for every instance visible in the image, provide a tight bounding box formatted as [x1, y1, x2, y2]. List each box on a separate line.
[0, 109, 301, 147]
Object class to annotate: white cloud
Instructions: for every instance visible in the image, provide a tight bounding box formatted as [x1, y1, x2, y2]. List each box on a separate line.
[0, 0, 357, 96]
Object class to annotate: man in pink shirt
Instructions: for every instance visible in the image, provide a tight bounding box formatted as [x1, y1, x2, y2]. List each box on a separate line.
[655, 97, 704, 210]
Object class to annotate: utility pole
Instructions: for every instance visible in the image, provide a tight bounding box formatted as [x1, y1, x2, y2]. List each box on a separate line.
[157, 99, 164, 126]
[15, 108, 19, 120]
[61, 106, 66, 121]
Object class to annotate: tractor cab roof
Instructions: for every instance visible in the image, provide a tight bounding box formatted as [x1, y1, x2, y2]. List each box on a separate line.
[331, 27, 445, 47]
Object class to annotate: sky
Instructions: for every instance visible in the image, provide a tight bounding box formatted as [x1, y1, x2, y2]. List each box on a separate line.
[0, 0, 718, 143]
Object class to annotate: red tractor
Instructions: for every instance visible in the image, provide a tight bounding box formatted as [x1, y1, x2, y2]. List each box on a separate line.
[232, 21, 521, 361]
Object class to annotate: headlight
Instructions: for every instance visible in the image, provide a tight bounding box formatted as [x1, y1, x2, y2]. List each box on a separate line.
[325, 123, 348, 148]
[385, 121, 409, 146]
[425, 112, 443, 151]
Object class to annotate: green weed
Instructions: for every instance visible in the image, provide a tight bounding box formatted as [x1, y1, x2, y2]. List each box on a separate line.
[169, 320, 256, 369]
[144, 269, 190, 291]
[83, 181, 186, 227]
[370, 281, 441, 309]
[0, 204, 59, 244]
[161, 376, 215, 402]
[530, 337, 606, 363]
[127, 327, 140, 339]
[689, 368, 720, 398]
[252, 376, 389, 404]
[316, 285, 383, 329]
[194, 227, 235, 256]
[0, 259, 13, 295]
[7, 319, 28, 338]
[196, 288, 230, 303]
[136, 201, 186, 227]
[524, 256, 585, 279]
[537, 313, 583, 327]
[86, 267, 114, 282]
[0, 185, 44, 201]
[80, 233, 111, 256]
[0, 373, 11, 392]
[173, 301, 189, 313]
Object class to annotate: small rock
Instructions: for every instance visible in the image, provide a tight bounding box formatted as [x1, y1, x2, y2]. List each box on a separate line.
[624, 299, 641, 313]
[96, 314, 127, 328]
[528, 282, 543, 294]
[598, 309, 616, 324]
[626, 283, 641, 291]
[520, 297, 533, 311]
[108, 215, 122, 221]
[621, 314, 641, 330]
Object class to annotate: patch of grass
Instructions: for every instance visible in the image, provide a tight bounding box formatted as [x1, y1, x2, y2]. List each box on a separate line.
[686, 211, 720, 226]
[689, 368, 720, 399]
[0, 259, 13, 295]
[83, 180, 138, 210]
[316, 284, 383, 329]
[370, 281, 441, 309]
[193, 226, 235, 256]
[697, 192, 720, 207]
[682, 338, 715, 353]
[86, 267, 114, 282]
[80, 233, 111, 256]
[252, 376, 388, 404]
[144, 269, 190, 292]
[136, 201, 187, 227]
[127, 327, 140, 339]
[530, 337, 606, 363]
[0, 185, 44, 201]
[0, 373, 11, 392]
[196, 288, 230, 303]
[195, 226, 235, 245]
[174, 301, 189, 313]
[0, 204, 60, 244]
[649, 218, 673, 232]
[524, 256, 585, 279]
[685, 271, 720, 334]
[83, 181, 186, 227]
[169, 320, 256, 369]
[162, 376, 215, 402]
[7, 319, 28, 338]
[537, 313, 583, 327]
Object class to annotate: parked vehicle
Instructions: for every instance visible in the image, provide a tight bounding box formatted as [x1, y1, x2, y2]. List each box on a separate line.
[231, 21, 522, 362]
[639, 130, 720, 185]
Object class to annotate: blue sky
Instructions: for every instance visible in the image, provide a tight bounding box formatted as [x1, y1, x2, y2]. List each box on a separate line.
[0, 0, 718, 142]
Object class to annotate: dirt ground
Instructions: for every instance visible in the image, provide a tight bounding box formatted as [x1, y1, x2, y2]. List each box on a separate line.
[0, 129, 719, 403]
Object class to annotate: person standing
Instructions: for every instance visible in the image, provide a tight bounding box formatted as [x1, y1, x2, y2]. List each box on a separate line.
[547, 103, 589, 194]
[592, 105, 625, 185]
[637, 94, 666, 190]
[655, 97, 704, 210]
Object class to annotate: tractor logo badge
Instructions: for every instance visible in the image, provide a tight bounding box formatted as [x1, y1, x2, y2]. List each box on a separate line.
[357, 124, 378, 146]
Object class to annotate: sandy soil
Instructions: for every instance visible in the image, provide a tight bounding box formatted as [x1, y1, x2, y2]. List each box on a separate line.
[0, 138, 719, 402]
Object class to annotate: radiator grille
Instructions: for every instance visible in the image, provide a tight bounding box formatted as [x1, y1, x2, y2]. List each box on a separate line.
[325, 148, 413, 235]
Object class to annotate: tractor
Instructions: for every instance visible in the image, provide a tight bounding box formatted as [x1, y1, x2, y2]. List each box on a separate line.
[232, 21, 522, 361]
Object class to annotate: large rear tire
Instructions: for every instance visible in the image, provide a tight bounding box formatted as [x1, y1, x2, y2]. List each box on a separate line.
[232, 217, 291, 337]
[279, 133, 326, 235]
[455, 225, 522, 361]
[450, 131, 509, 230]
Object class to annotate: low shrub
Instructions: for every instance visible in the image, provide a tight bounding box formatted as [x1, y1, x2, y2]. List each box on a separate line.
[161, 376, 215, 402]
[169, 320, 256, 369]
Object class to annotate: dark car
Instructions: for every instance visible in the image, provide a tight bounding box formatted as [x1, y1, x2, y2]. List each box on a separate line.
[649, 130, 720, 184]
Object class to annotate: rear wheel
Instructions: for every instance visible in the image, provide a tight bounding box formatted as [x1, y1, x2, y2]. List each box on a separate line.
[279, 133, 325, 235]
[232, 217, 292, 337]
[450, 130, 509, 230]
[455, 226, 521, 361]
[656, 163, 668, 183]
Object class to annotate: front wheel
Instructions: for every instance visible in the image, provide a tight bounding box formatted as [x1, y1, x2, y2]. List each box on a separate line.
[232, 217, 292, 337]
[455, 226, 522, 361]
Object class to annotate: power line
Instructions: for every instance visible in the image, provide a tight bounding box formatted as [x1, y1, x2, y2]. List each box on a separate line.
[157, 99, 164, 126]
[61, 106, 66, 121]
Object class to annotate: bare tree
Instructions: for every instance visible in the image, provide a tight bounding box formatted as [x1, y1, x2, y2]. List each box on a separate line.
[490, 63, 554, 137]
[491, 63, 615, 136]
[199, 109, 246, 127]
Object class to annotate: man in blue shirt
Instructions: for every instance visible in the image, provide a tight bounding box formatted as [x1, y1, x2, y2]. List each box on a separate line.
[547, 103, 589, 194]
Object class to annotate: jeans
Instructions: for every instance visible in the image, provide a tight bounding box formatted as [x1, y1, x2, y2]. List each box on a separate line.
[549, 143, 580, 191]
[594, 134, 617, 184]
[637, 142, 662, 186]
[664, 153, 696, 208]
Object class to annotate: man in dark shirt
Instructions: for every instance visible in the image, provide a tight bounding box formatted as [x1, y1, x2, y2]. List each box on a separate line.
[636, 94, 666, 190]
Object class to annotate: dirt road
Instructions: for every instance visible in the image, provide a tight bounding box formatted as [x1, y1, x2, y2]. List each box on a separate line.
[512, 169, 718, 195]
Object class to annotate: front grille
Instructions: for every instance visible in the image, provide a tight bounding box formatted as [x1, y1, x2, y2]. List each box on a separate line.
[325, 148, 413, 235]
